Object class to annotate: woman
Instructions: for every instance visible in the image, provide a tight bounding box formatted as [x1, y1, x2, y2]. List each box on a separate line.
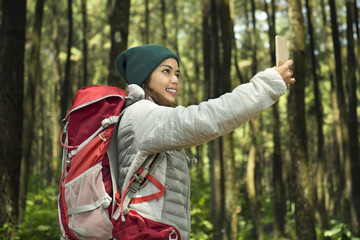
[113, 44, 294, 239]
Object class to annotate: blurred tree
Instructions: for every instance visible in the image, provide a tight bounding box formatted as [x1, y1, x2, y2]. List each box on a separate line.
[329, 0, 359, 234]
[287, 0, 316, 239]
[346, 0, 360, 235]
[0, 0, 26, 238]
[220, 0, 237, 239]
[320, 0, 342, 220]
[61, 0, 73, 119]
[108, 0, 130, 87]
[246, 1, 263, 239]
[145, 0, 150, 44]
[81, 0, 88, 87]
[264, 0, 287, 238]
[19, 0, 45, 223]
[161, 0, 166, 45]
[207, 0, 224, 238]
[305, 0, 328, 233]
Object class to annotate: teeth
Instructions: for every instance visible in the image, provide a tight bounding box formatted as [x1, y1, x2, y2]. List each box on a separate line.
[166, 89, 176, 93]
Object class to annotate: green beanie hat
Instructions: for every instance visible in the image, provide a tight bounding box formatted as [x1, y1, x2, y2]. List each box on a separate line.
[115, 45, 180, 86]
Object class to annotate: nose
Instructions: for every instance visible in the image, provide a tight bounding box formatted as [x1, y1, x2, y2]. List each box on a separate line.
[170, 74, 179, 85]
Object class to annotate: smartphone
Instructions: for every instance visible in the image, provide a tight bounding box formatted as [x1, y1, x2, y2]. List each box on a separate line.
[275, 35, 288, 67]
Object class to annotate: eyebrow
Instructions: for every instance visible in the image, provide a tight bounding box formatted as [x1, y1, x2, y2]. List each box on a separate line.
[160, 64, 180, 73]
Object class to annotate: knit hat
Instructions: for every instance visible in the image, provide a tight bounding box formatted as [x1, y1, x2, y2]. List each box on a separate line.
[115, 45, 180, 86]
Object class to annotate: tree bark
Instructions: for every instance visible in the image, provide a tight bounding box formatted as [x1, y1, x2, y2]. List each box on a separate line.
[61, 0, 73, 119]
[220, 0, 237, 239]
[81, 0, 88, 87]
[320, 0, 342, 218]
[264, 0, 287, 238]
[202, 0, 212, 100]
[329, 0, 359, 232]
[145, 0, 150, 44]
[354, 0, 360, 72]
[51, 0, 62, 174]
[247, 118, 264, 240]
[206, 0, 225, 238]
[246, 1, 263, 239]
[0, 0, 26, 237]
[210, 139, 224, 240]
[108, 0, 130, 87]
[19, 0, 45, 222]
[346, 0, 360, 234]
[287, 0, 316, 239]
[161, 0, 166, 45]
[305, 0, 328, 232]
[172, 0, 179, 55]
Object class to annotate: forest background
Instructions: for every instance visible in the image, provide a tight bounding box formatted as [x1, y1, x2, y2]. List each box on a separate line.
[0, 0, 359, 239]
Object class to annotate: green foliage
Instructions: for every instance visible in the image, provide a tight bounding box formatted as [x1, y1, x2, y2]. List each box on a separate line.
[0, 223, 19, 240]
[190, 168, 213, 240]
[18, 175, 60, 240]
[324, 220, 360, 240]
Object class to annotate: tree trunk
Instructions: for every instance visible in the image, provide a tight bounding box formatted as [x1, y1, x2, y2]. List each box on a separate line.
[0, 0, 26, 237]
[246, 1, 263, 239]
[329, 0, 359, 232]
[264, 0, 287, 238]
[210, 139, 224, 240]
[81, 0, 88, 87]
[305, 0, 328, 232]
[250, 0, 257, 76]
[51, 0, 62, 176]
[19, 0, 45, 222]
[61, 0, 73, 119]
[145, 0, 150, 44]
[247, 118, 264, 240]
[353, 0, 360, 77]
[161, 0, 166, 45]
[346, 0, 360, 235]
[320, 0, 342, 218]
[206, 0, 225, 238]
[271, 102, 287, 239]
[220, 0, 237, 239]
[202, 0, 212, 100]
[203, 3, 219, 219]
[172, 0, 179, 55]
[108, 0, 130, 87]
[287, 0, 316, 239]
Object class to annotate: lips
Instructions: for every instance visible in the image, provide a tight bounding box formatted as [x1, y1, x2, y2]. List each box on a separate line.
[166, 88, 177, 95]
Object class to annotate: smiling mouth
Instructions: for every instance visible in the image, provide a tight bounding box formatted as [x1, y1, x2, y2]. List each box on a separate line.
[166, 88, 177, 94]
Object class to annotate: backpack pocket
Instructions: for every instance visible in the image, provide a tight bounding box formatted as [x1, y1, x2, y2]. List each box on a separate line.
[113, 210, 181, 240]
[65, 162, 113, 239]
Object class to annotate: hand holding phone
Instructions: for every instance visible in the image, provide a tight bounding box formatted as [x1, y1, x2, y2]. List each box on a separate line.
[275, 35, 288, 67]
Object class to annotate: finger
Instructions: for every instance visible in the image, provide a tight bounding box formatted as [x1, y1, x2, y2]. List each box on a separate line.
[281, 59, 293, 70]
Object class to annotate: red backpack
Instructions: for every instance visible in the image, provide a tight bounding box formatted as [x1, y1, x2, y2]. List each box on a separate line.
[57, 85, 126, 239]
[58, 85, 177, 240]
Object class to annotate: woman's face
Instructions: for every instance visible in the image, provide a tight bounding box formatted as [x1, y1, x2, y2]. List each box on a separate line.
[146, 58, 180, 107]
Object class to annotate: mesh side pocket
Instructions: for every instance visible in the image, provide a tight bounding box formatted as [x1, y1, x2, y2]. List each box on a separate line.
[65, 162, 113, 240]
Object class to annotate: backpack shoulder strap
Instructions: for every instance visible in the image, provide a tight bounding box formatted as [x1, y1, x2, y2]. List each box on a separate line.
[112, 152, 165, 222]
[107, 117, 120, 216]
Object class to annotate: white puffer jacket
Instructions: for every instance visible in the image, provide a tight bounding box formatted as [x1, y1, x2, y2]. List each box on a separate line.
[116, 68, 286, 239]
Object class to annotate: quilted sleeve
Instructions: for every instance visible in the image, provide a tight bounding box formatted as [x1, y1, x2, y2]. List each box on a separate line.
[128, 68, 286, 153]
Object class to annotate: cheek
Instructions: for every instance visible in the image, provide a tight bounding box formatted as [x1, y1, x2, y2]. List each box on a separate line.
[149, 76, 167, 91]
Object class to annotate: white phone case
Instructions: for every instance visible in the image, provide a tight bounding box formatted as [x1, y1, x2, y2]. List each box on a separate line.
[275, 35, 288, 67]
